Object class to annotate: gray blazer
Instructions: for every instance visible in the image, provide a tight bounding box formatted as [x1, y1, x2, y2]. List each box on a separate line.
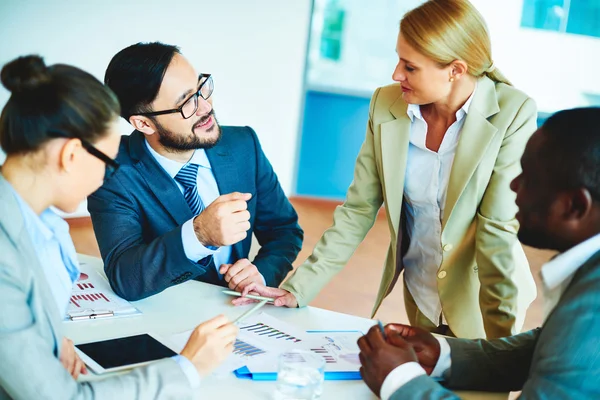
[391, 249, 600, 399]
[0, 175, 194, 400]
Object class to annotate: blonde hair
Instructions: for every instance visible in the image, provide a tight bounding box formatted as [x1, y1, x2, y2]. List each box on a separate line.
[400, 0, 511, 86]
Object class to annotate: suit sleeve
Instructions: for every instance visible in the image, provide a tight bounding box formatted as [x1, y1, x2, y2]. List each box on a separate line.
[389, 329, 538, 399]
[0, 260, 193, 400]
[475, 97, 538, 338]
[280, 88, 385, 306]
[246, 127, 304, 287]
[445, 329, 539, 392]
[88, 175, 208, 301]
[389, 375, 459, 400]
[517, 271, 600, 399]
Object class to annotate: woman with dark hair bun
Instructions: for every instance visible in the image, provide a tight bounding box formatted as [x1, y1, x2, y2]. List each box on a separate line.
[0, 55, 237, 399]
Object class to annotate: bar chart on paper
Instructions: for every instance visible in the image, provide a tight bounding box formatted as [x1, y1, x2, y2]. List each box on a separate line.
[66, 262, 141, 320]
[69, 292, 111, 308]
[240, 322, 303, 343]
[167, 312, 363, 379]
[233, 339, 266, 357]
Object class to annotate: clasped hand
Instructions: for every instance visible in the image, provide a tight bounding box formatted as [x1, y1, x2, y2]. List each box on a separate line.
[357, 324, 441, 397]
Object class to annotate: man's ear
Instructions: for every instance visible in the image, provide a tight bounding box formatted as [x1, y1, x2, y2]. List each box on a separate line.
[129, 115, 156, 136]
[551, 188, 594, 238]
[568, 188, 594, 220]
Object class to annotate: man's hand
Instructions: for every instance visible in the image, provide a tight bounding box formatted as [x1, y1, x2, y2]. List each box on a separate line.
[385, 324, 441, 375]
[193, 192, 252, 247]
[180, 315, 238, 377]
[219, 258, 263, 291]
[357, 325, 418, 397]
[231, 282, 298, 307]
[59, 337, 87, 380]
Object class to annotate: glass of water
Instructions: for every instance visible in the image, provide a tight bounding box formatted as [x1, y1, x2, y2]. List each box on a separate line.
[274, 349, 325, 400]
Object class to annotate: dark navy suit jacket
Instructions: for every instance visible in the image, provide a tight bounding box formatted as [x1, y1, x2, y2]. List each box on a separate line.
[88, 126, 303, 301]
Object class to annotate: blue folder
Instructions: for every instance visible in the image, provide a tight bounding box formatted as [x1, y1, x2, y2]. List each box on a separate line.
[234, 366, 361, 381]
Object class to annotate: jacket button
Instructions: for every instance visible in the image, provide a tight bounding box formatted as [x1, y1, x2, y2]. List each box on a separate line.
[443, 244, 453, 252]
[438, 270, 447, 279]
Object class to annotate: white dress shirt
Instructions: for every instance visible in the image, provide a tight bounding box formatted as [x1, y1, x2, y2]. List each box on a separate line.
[381, 233, 600, 399]
[8, 185, 80, 316]
[541, 232, 600, 321]
[145, 140, 233, 273]
[403, 87, 476, 326]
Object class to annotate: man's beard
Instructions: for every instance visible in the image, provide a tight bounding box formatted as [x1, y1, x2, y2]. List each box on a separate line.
[154, 110, 222, 152]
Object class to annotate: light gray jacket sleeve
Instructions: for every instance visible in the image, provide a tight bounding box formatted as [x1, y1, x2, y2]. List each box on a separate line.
[0, 259, 194, 400]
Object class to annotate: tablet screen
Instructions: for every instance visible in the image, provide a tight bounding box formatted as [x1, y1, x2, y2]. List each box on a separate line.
[75, 334, 176, 369]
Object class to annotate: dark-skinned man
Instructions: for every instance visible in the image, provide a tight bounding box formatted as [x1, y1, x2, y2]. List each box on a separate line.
[358, 107, 600, 399]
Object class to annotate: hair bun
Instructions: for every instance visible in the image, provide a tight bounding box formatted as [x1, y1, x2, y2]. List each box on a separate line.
[1, 55, 51, 94]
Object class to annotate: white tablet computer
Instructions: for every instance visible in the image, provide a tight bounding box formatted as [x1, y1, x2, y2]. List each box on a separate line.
[75, 333, 177, 374]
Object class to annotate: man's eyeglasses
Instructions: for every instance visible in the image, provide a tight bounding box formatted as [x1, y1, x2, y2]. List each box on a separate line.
[48, 129, 120, 180]
[136, 73, 214, 120]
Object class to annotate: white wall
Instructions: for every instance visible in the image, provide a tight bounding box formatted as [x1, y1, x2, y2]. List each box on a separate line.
[307, 0, 600, 114]
[471, 0, 600, 113]
[0, 0, 311, 215]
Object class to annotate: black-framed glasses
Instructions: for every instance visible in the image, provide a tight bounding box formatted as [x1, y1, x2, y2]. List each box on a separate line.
[136, 73, 214, 120]
[47, 129, 120, 180]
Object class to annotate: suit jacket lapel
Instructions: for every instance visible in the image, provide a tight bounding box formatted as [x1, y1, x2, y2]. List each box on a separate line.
[206, 132, 243, 259]
[0, 177, 63, 352]
[380, 97, 411, 237]
[128, 131, 193, 225]
[442, 77, 500, 230]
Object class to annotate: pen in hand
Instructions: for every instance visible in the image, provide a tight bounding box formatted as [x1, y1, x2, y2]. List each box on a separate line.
[233, 299, 269, 324]
[377, 320, 387, 341]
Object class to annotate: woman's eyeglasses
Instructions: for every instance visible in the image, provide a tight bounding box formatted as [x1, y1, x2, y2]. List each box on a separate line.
[47, 129, 120, 180]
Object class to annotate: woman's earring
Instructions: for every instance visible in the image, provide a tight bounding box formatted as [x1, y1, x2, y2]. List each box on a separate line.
[449, 76, 455, 82]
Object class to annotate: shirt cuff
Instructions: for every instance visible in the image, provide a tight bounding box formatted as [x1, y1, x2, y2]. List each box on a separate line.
[172, 355, 201, 389]
[431, 337, 451, 379]
[181, 218, 218, 262]
[380, 362, 426, 400]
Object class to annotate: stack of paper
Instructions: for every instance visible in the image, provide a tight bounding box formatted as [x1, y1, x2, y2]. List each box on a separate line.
[167, 312, 362, 380]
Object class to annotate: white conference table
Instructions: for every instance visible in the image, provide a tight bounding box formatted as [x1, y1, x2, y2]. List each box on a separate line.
[66, 255, 507, 400]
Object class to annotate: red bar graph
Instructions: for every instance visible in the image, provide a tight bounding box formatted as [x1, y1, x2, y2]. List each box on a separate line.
[77, 283, 98, 290]
[70, 297, 80, 308]
[71, 292, 111, 303]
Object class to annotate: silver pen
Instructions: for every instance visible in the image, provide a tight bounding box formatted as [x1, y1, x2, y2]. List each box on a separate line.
[233, 299, 269, 324]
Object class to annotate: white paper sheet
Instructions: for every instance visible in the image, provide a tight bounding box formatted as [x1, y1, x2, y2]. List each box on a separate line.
[167, 312, 362, 376]
[66, 261, 141, 321]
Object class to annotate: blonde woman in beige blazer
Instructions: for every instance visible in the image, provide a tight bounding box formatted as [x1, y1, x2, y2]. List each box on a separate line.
[239, 0, 537, 339]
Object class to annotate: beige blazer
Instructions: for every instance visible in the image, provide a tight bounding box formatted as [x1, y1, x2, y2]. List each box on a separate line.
[282, 76, 537, 339]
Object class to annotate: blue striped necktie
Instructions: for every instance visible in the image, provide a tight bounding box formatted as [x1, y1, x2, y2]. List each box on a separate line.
[174, 163, 204, 216]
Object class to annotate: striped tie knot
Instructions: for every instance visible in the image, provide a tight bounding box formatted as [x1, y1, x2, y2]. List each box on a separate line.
[174, 163, 204, 216]
[175, 163, 200, 189]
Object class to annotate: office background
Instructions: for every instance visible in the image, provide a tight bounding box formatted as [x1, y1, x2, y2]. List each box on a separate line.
[0, 0, 312, 216]
[1, 0, 599, 206]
